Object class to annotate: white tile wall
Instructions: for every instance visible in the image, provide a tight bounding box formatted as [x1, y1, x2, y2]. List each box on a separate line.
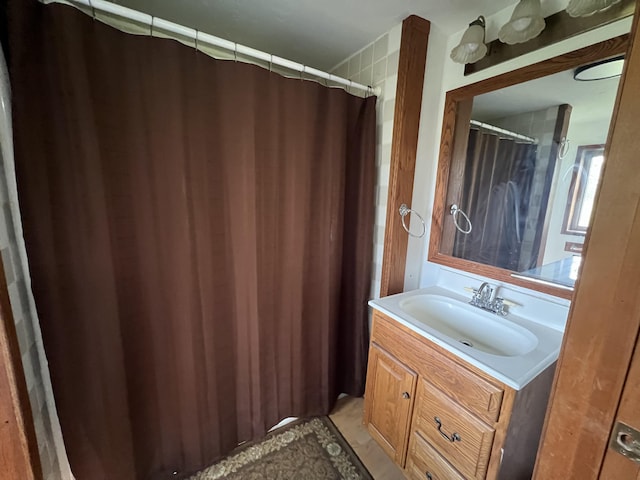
[332, 23, 403, 300]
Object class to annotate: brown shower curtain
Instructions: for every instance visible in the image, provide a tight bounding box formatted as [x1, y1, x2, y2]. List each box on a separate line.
[8, 2, 375, 479]
[453, 127, 538, 270]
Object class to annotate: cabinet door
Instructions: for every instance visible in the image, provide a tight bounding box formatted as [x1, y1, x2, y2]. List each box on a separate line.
[363, 342, 417, 466]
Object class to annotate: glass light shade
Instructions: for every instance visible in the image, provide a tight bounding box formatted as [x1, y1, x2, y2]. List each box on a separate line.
[566, 0, 621, 17]
[450, 17, 488, 64]
[498, 0, 546, 45]
[574, 56, 624, 80]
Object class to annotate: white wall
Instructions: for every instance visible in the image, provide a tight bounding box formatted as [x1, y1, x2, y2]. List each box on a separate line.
[405, 5, 632, 293]
[331, 24, 403, 299]
[542, 116, 613, 265]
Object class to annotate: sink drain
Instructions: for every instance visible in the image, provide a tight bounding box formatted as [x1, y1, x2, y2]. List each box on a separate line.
[459, 339, 474, 347]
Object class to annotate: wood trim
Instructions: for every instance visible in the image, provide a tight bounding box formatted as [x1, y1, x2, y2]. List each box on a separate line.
[455, 35, 628, 100]
[464, 0, 634, 75]
[428, 35, 629, 302]
[599, 334, 640, 477]
[533, 2, 640, 476]
[0, 259, 42, 479]
[429, 253, 574, 299]
[379, 15, 430, 297]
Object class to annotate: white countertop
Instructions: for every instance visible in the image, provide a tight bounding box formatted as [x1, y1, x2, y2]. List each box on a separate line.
[369, 286, 564, 390]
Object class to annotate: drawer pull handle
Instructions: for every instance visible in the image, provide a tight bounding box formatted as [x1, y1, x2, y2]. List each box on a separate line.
[402, 391, 411, 399]
[434, 416, 461, 443]
[426, 473, 433, 480]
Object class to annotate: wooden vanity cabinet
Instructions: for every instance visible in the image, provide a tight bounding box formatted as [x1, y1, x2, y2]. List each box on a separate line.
[364, 310, 555, 480]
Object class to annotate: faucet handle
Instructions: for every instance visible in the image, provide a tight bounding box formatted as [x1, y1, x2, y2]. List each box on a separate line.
[499, 297, 520, 308]
[466, 287, 520, 306]
[465, 284, 493, 292]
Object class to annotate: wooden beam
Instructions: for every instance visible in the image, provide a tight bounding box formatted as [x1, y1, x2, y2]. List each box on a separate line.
[533, 1, 640, 477]
[0, 259, 42, 479]
[465, 0, 634, 76]
[379, 15, 430, 297]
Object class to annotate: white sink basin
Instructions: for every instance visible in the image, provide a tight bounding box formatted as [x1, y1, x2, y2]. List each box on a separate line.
[368, 286, 565, 389]
[399, 294, 538, 357]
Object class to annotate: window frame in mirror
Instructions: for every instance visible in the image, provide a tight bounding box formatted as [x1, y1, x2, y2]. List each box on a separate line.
[428, 35, 629, 300]
[561, 144, 606, 236]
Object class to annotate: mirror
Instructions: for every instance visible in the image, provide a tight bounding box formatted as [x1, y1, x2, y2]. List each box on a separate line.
[429, 36, 629, 299]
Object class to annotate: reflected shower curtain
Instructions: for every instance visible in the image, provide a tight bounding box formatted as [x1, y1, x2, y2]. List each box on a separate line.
[453, 128, 537, 270]
[8, 2, 375, 479]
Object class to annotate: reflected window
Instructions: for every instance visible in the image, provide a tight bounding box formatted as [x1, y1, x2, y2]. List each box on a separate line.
[562, 145, 605, 236]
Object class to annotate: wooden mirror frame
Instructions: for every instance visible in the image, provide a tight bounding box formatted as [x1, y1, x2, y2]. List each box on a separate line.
[428, 34, 629, 300]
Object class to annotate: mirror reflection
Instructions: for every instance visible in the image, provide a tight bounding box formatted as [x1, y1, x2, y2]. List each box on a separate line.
[447, 60, 622, 289]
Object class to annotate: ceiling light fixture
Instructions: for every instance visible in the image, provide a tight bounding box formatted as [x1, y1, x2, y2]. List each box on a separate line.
[451, 0, 624, 68]
[574, 55, 625, 81]
[566, 0, 621, 17]
[450, 16, 488, 64]
[498, 0, 546, 45]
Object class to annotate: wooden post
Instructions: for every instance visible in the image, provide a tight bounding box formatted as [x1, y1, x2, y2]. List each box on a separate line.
[379, 15, 430, 297]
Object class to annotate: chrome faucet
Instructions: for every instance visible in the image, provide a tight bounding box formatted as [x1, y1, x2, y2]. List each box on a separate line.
[477, 282, 494, 302]
[470, 283, 508, 316]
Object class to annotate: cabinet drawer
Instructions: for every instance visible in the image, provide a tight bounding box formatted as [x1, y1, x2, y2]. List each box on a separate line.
[372, 311, 504, 424]
[406, 431, 465, 480]
[413, 378, 494, 480]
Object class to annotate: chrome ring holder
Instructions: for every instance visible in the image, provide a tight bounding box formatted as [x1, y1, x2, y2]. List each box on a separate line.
[399, 204, 426, 238]
[558, 137, 570, 159]
[450, 204, 472, 234]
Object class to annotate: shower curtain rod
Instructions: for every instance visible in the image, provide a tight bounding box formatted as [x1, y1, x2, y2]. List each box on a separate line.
[41, 0, 380, 96]
[470, 119, 537, 143]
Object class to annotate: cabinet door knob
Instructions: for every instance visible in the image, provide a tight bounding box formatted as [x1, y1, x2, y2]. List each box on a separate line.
[426, 473, 433, 480]
[402, 391, 410, 399]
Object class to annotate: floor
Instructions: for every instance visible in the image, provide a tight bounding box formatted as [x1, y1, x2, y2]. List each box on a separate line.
[329, 396, 406, 480]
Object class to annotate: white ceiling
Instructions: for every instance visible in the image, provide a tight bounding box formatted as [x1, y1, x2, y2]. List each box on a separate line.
[472, 67, 621, 128]
[110, 0, 518, 70]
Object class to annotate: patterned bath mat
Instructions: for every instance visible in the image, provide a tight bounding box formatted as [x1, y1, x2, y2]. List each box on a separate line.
[189, 417, 373, 480]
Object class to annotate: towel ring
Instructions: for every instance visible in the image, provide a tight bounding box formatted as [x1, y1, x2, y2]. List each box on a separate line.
[450, 204, 472, 234]
[558, 137, 570, 159]
[399, 204, 426, 238]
